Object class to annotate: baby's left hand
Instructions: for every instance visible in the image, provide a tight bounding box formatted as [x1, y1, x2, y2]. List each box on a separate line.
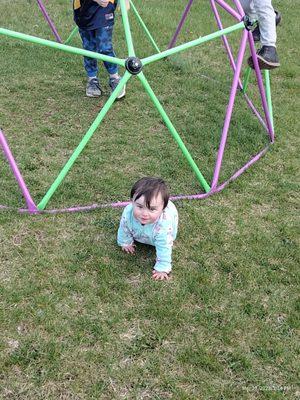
[93, 0, 109, 7]
[152, 270, 171, 281]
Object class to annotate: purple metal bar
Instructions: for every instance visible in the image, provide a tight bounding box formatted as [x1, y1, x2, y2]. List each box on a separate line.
[247, 32, 275, 142]
[0, 130, 37, 212]
[243, 92, 267, 130]
[167, 0, 269, 140]
[211, 28, 248, 189]
[36, 0, 62, 43]
[168, 0, 194, 49]
[231, 0, 274, 141]
[171, 145, 269, 199]
[210, 0, 240, 79]
[0, 143, 270, 214]
[231, 0, 245, 17]
[214, 0, 241, 21]
[48, 201, 131, 213]
[210, 0, 267, 131]
[215, 145, 269, 191]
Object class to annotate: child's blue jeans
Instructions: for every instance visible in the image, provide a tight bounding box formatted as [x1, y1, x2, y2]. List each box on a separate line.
[79, 25, 118, 78]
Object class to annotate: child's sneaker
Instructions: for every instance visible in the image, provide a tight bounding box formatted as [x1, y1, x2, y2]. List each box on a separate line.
[248, 45, 280, 70]
[252, 10, 282, 42]
[86, 77, 102, 97]
[109, 76, 126, 100]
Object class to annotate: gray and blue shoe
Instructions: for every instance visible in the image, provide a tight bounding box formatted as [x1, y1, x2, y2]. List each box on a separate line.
[109, 76, 126, 100]
[86, 77, 102, 97]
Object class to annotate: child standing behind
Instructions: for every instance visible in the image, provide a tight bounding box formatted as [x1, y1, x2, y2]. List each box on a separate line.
[117, 177, 179, 281]
[73, 0, 126, 98]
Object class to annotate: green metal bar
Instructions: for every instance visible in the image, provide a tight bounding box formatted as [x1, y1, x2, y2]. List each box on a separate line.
[137, 72, 211, 193]
[129, 0, 160, 53]
[37, 72, 131, 210]
[264, 70, 274, 130]
[64, 25, 79, 45]
[242, 66, 251, 94]
[0, 27, 125, 67]
[119, 0, 135, 56]
[142, 21, 245, 66]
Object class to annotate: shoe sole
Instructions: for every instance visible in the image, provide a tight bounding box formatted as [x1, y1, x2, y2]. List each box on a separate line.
[113, 86, 126, 100]
[86, 92, 101, 97]
[116, 91, 126, 100]
[248, 55, 280, 70]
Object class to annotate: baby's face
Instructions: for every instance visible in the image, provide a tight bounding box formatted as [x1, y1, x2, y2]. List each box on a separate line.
[132, 193, 164, 225]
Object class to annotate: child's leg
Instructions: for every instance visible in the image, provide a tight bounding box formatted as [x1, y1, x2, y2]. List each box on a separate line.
[94, 26, 118, 77]
[95, 25, 126, 99]
[239, 0, 257, 20]
[253, 0, 276, 47]
[79, 29, 99, 78]
[246, 0, 279, 69]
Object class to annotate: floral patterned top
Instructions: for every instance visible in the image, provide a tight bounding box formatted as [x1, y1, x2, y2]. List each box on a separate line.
[117, 201, 178, 273]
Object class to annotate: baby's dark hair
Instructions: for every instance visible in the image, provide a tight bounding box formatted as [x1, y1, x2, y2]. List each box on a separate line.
[130, 177, 169, 209]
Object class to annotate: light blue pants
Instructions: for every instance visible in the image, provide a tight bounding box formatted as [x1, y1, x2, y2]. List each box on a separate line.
[240, 0, 277, 47]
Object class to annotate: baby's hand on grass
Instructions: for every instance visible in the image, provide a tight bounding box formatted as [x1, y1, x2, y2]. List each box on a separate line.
[122, 244, 135, 254]
[152, 270, 171, 281]
[93, 0, 109, 7]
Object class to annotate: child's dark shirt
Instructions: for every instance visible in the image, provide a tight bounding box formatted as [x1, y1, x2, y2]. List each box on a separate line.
[73, 0, 117, 30]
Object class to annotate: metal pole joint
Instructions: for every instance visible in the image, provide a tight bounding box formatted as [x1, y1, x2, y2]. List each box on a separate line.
[243, 15, 257, 31]
[125, 57, 143, 74]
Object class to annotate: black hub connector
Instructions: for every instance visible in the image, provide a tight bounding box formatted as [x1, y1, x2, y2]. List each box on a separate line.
[125, 57, 143, 75]
[243, 15, 257, 31]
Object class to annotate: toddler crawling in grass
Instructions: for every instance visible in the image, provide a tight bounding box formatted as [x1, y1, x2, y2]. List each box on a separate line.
[117, 177, 178, 280]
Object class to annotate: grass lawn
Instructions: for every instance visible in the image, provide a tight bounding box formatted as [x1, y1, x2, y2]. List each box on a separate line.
[0, 0, 299, 398]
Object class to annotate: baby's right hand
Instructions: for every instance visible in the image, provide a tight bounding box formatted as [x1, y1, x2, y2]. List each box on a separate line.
[121, 244, 135, 254]
[93, 0, 109, 7]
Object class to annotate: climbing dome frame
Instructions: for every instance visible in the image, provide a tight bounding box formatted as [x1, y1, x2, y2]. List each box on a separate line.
[0, 0, 275, 213]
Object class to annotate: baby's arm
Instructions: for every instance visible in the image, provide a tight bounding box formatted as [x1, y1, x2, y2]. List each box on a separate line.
[153, 230, 174, 280]
[117, 211, 135, 254]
